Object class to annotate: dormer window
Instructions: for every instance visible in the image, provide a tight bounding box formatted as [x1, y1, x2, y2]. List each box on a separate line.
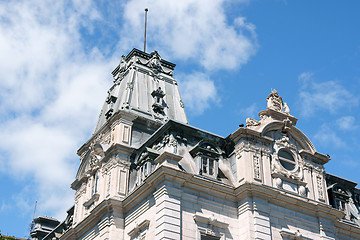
[278, 149, 295, 171]
[190, 142, 220, 179]
[136, 148, 160, 185]
[137, 162, 151, 185]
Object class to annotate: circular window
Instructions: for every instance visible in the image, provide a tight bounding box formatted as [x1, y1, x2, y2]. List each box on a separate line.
[278, 149, 295, 170]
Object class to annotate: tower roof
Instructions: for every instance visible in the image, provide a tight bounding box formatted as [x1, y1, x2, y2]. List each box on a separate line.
[94, 49, 188, 134]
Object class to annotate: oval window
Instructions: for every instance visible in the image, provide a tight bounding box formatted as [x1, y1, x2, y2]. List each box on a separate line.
[278, 149, 295, 170]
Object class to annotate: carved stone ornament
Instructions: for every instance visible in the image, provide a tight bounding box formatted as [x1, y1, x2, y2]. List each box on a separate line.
[317, 176, 324, 200]
[92, 132, 111, 146]
[298, 185, 307, 197]
[193, 213, 227, 240]
[136, 147, 160, 167]
[189, 141, 220, 159]
[113, 55, 130, 82]
[282, 117, 293, 132]
[274, 177, 283, 189]
[283, 102, 290, 114]
[271, 136, 304, 181]
[151, 87, 165, 98]
[80, 132, 108, 161]
[152, 102, 164, 114]
[119, 55, 127, 72]
[279, 134, 290, 148]
[101, 157, 128, 175]
[106, 92, 117, 106]
[151, 131, 185, 153]
[253, 155, 261, 180]
[303, 162, 324, 174]
[267, 89, 283, 111]
[152, 134, 170, 151]
[89, 154, 100, 170]
[148, 51, 163, 72]
[88, 143, 105, 172]
[266, 89, 292, 115]
[245, 118, 260, 128]
[136, 51, 173, 76]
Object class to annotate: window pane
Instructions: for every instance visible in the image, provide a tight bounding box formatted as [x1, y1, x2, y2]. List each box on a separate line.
[278, 150, 294, 162]
[201, 235, 220, 240]
[202, 157, 207, 174]
[209, 159, 214, 175]
[278, 149, 295, 170]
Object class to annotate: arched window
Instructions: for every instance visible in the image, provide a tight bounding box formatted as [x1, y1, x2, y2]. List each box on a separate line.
[278, 149, 295, 170]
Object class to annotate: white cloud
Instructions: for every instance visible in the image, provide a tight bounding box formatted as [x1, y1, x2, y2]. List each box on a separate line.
[118, 0, 258, 116]
[120, 0, 258, 71]
[0, 0, 115, 220]
[0, 0, 258, 226]
[178, 72, 219, 115]
[298, 71, 314, 89]
[239, 103, 258, 119]
[336, 116, 357, 131]
[314, 124, 345, 148]
[298, 72, 358, 117]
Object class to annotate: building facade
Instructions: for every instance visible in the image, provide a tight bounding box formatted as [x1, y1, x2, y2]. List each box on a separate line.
[32, 49, 360, 240]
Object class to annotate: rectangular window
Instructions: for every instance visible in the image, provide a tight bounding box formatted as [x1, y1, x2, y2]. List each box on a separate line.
[201, 235, 220, 240]
[201, 157, 216, 177]
[92, 173, 99, 195]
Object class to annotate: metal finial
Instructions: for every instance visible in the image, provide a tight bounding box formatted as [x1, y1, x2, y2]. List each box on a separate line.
[144, 8, 148, 52]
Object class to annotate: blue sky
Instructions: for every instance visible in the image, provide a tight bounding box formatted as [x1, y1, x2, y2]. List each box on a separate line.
[1, 0, 360, 237]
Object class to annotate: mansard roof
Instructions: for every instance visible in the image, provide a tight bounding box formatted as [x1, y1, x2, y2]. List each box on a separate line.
[94, 48, 188, 134]
[138, 119, 225, 149]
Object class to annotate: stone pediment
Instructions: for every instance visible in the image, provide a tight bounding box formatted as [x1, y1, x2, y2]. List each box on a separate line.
[241, 90, 315, 154]
[261, 121, 315, 154]
[74, 132, 115, 183]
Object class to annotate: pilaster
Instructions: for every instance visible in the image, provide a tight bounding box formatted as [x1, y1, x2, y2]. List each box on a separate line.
[154, 184, 182, 240]
[252, 198, 272, 240]
[319, 217, 336, 240]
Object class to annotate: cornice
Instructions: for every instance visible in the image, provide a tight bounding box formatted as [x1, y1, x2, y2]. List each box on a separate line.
[77, 110, 138, 157]
[228, 127, 273, 144]
[234, 182, 344, 220]
[300, 150, 330, 165]
[65, 198, 123, 240]
[124, 48, 176, 70]
[66, 165, 358, 239]
[335, 218, 360, 237]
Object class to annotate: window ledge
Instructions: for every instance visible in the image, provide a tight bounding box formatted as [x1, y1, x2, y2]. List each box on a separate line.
[193, 213, 228, 229]
[83, 193, 99, 208]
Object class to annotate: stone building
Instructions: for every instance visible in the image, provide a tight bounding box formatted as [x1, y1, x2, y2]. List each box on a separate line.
[32, 49, 360, 240]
